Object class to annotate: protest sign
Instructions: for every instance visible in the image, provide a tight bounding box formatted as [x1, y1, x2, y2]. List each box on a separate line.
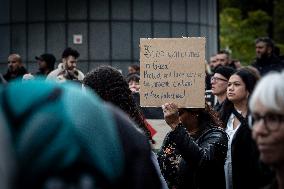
[140, 38, 205, 108]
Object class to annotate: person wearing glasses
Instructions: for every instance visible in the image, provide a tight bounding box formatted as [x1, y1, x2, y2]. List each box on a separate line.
[211, 66, 235, 112]
[220, 68, 273, 189]
[250, 71, 284, 189]
[158, 103, 228, 189]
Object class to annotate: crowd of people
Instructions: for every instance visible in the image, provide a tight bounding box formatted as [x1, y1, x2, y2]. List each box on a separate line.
[0, 36, 284, 189]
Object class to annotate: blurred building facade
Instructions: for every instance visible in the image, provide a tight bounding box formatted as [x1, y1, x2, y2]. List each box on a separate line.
[0, 0, 218, 74]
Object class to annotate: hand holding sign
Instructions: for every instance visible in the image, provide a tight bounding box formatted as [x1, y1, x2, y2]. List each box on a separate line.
[162, 103, 180, 130]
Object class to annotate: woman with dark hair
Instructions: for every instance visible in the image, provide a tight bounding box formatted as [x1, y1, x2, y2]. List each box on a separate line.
[220, 68, 272, 189]
[158, 102, 228, 189]
[83, 65, 152, 142]
[126, 73, 140, 93]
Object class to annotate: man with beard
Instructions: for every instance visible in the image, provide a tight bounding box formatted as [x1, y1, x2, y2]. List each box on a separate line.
[216, 50, 230, 67]
[4, 54, 27, 82]
[47, 47, 84, 82]
[209, 54, 218, 72]
[252, 37, 284, 76]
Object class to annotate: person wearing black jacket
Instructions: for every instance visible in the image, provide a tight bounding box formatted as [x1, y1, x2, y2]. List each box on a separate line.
[158, 102, 228, 189]
[220, 68, 273, 189]
[252, 37, 284, 76]
[4, 54, 27, 82]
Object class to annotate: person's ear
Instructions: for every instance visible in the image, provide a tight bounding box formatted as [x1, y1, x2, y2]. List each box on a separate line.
[246, 91, 250, 99]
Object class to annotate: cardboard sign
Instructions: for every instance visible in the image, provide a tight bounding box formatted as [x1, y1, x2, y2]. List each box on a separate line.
[140, 38, 205, 108]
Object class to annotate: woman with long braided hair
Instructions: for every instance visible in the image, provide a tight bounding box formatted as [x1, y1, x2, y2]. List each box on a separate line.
[83, 65, 152, 143]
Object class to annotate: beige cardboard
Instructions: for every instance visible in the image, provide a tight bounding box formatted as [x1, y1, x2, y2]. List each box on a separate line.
[140, 38, 205, 108]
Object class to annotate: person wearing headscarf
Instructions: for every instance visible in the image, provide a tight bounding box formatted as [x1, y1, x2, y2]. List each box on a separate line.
[0, 79, 161, 189]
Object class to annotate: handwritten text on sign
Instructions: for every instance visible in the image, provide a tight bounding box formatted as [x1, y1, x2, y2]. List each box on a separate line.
[140, 38, 205, 108]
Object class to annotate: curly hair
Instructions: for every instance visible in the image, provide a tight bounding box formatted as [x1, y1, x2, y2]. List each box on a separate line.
[62, 47, 80, 59]
[83, 65, 152, 141]
[203, 103, 225, 129]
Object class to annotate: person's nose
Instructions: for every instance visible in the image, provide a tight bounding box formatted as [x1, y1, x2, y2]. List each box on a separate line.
[228, 84, 233, 91]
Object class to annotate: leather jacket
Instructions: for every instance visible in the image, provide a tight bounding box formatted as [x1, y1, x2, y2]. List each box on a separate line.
[158, 124, 228, 189]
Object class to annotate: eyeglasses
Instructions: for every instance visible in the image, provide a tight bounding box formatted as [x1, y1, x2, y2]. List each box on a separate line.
[211, 76, 228, 82]
[252, 112, 284, 132]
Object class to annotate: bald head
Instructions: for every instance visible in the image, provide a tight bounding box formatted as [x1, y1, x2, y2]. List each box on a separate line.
[8, 54, 22, 62]
[8, 54, 23, 72]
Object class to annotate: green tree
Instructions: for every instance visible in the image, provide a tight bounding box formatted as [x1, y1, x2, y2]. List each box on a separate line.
[219, 0, 284, 57]
[220, 8, 271, 65]
[274, 0, 284, 53]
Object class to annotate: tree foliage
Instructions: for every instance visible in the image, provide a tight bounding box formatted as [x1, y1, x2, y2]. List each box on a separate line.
[274, 0, 284, 44]
[220, 8, 271, 65]
[219, 0, 284, 65]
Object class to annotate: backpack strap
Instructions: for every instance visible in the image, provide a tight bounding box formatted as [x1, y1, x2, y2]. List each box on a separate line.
[232, 108, 248, 126]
